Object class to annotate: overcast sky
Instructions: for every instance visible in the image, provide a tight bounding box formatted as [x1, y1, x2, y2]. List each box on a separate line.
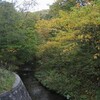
[34, 0, 55, 11]
[5, 0, 55, 11]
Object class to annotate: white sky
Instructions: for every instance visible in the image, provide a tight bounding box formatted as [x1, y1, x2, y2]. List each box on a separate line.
[34, 0, 55, 11]
[5, 0, 55, 11]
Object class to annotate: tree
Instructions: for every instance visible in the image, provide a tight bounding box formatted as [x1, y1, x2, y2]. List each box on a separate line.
[35, 1, 100, 99]
[49, 0, 76, 17]
[49, 0, 95, 17]
[0, 1, 19, 67]
[0, 1, 37, 70]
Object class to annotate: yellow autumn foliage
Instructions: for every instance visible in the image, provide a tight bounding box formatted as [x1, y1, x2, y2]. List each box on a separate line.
[36, 2, 100, 100]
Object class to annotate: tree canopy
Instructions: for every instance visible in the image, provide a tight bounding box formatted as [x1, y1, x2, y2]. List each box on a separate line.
[35, 1, 100, 99]
[0, 1, 38, 69]
[0, 0, 100, 99]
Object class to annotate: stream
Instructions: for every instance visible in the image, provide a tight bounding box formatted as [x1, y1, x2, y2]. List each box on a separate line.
[18, 70, 67, 100]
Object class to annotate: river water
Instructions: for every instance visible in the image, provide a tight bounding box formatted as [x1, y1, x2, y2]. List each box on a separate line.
[18, 71, 67, 100]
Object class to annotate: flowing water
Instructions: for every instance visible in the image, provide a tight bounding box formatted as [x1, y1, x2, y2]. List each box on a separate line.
[18, 71, 67, 100]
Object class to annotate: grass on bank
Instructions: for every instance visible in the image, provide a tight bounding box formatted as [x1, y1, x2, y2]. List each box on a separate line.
[0, 68, 15, 94]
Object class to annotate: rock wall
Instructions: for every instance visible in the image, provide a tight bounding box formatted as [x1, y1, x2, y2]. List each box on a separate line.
[0, 74, 32, 100]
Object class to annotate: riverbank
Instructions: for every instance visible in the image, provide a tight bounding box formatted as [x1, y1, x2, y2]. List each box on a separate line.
[18, 71, 67, 100]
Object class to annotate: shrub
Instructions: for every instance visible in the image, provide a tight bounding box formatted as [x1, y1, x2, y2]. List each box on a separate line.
[0, 68, 15, 93]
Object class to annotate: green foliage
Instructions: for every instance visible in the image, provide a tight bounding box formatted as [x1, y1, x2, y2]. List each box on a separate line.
[34, 10, 51, 20]
[49, 0, 76, 17]
[35, 1, 100, 100]
[0, 1, 37, 69]
[0, 68, 15, 93]
[49, 0, 97, 18]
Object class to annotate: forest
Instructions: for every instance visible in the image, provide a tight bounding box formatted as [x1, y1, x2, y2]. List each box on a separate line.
[0, 0, 100, 100]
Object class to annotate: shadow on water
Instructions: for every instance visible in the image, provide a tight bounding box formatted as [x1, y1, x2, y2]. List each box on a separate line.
[18, 71, 67, 100]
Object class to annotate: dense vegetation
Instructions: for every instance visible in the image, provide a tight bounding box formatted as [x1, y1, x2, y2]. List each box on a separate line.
[0, 0, 38, 93]
[0, 0, 100, 100]
[35, 0, 100, 100]
[0, 1, 38, 70]
[0, 69, 15, 93]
